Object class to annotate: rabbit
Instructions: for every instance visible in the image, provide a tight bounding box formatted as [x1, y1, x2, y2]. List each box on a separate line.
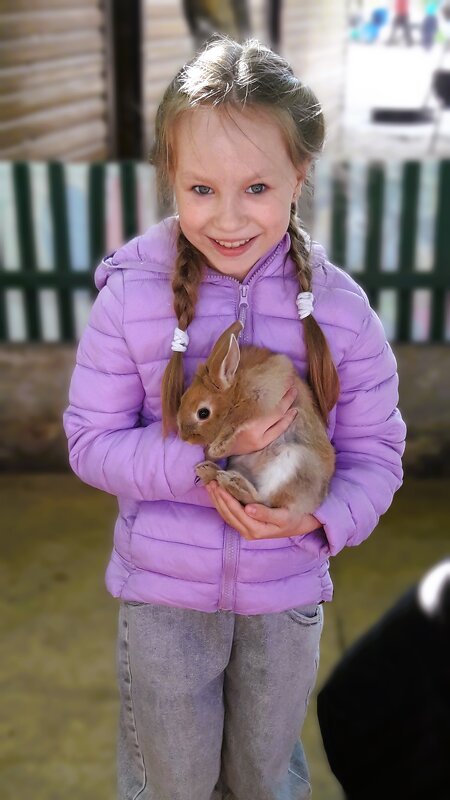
[177, 320, 335, 516]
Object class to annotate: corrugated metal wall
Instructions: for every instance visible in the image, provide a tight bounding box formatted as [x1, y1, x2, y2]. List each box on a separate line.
[0, 0, 111, 161]
[142, 0, 192, 158]
[0, 1, 346, 161]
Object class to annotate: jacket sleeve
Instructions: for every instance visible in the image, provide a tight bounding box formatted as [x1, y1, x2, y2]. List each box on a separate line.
[314, 303, 406, 556]
[63, 270, 206, 502]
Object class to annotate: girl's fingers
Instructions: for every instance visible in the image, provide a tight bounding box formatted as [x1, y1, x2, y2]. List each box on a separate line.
[262, 385, 296, 428]
[261, 385, 297, 445]
[208, 484, 286, 540]
[215, 486, 284, 539]
[244, 503, 289, 526]
[278, 385, 297, 415]
[212, 488, 252, 537]
[262, 407, 298, 447]
[224, 386, 298, 456]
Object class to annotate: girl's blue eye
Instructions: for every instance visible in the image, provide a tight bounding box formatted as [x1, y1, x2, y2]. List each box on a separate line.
[193, 185, 212, 195]
[247, 184, 266, 194]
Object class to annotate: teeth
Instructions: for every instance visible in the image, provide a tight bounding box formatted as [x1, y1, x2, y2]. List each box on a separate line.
[215, 238, 250, 248]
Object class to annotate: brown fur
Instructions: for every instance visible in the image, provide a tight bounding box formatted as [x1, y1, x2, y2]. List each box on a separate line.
[177, 321, 335, 515]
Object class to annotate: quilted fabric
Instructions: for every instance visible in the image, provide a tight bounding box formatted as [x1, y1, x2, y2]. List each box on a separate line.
[63, 216, 406, 614]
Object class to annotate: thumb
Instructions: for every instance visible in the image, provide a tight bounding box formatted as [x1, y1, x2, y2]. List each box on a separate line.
[244, 503, 289, 526]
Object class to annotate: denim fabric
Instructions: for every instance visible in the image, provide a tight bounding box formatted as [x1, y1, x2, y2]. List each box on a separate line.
[117, 601, 323, 800]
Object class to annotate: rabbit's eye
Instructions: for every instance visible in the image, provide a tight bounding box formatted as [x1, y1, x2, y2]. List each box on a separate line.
[197, 407, 210, 420]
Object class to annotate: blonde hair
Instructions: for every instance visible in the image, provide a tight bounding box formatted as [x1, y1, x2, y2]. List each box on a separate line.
[150, 36, 339, 434]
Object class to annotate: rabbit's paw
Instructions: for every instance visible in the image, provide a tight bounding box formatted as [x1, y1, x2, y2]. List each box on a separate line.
[207, 427, 235, 459]
[195, 461, 220, 485]
[216, 470, 260, 505]
[207, 441, 228, 459]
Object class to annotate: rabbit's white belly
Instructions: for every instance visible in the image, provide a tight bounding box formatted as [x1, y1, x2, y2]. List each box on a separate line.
[256, 445, 303, 500]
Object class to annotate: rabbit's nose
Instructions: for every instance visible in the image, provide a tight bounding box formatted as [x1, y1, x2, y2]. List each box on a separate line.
[179, 422, 197, 441]
[177, 421, 189, 438]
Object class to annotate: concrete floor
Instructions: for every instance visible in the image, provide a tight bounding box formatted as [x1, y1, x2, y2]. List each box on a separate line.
[1, 473, 449, 799]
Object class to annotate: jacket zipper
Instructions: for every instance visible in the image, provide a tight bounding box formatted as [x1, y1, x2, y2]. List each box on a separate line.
[219, 526, 239, 611]
[216, 244, 283, 611]
[238, 284, 249, 340]
[218, 284, 251, 610]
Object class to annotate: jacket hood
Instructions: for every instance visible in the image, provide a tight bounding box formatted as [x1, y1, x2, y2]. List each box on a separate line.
[94, 215, 327, 291]
[94, 216, 179, 290]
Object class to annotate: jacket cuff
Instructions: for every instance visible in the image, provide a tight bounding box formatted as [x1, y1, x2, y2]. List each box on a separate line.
[314, 492, 357, 557]
[163, 432, 205, 498]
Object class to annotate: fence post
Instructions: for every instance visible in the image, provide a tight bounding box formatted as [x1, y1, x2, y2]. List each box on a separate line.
[432, 160, 450, 342]
[48, 162, 74, 342]
[398, 161, 420, 341]
[13, 162, 39, 340]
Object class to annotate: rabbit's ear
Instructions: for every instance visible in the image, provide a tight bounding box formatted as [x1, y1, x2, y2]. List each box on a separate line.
[207, 321, 242, 389]
[219, 334, 240, 389]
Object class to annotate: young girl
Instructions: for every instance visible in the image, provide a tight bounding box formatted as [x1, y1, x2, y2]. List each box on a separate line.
[64, 36, 406, 800]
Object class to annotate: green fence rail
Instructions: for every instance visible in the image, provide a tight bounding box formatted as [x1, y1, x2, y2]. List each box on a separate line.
[318, 159, 450, 343]
[1, 159, 449, 343]
[0, 160, 157, 343]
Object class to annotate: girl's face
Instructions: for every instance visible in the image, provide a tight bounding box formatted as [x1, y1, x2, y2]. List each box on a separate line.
[172, 107, 305, 280]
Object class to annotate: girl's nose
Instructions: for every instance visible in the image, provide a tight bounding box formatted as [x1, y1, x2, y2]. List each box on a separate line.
[216, 196, 245, 231]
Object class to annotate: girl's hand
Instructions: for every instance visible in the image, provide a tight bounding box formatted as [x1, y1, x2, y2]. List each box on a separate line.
[224, 385, 298, 456]
[205, 481, 321, 541]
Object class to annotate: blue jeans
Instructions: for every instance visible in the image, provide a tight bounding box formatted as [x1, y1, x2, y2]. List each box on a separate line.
[117, 601, 323, 800]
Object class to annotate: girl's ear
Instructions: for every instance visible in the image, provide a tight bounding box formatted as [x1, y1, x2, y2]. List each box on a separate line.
[292, 161, 311, 202]
[292, 175, 306, 203]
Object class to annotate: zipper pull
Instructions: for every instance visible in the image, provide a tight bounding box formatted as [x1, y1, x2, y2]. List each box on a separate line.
[238, 284, 249, 329]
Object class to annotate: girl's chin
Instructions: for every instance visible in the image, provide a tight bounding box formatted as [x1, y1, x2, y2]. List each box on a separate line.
[207, 262, 251, 280]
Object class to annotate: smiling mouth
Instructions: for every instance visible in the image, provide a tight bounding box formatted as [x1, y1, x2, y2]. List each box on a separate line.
[213, 236, 255, 250]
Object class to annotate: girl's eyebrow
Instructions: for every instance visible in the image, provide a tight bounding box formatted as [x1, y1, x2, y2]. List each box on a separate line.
[242, 173, 269, 182]
[179, 173, 209, 181]
[179, 171, 271, 182]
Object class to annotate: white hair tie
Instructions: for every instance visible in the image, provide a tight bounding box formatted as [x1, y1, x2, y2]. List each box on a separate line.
[171, 327, 189, 353]
[296, 291, 314, 320]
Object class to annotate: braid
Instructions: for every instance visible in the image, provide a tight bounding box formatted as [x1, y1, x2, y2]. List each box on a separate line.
[288, 206, 340, 425]
[288, 206, 313, 292]
[172, 230, 204, 330]
[161, 227, 204, 435]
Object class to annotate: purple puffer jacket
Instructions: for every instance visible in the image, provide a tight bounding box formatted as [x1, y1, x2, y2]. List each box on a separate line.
[63, 216, 406, 614]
